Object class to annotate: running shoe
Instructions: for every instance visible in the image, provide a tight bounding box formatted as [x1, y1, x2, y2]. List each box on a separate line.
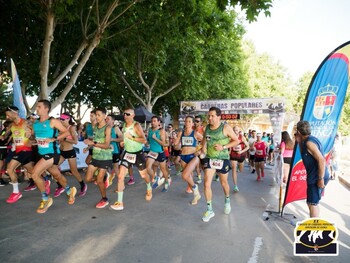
[67, 187, 77, 205]
[0, 179, 8, 186]
[185, 185, 193, 194]
[161, 183, 169, 192]
[110, 201, 124, 211]
[202, 210, 215, 223]
[176, 171, 181, 176]
[95, 198, 109, 208]
[54, 187, 65, 198]
[152, 176, 159, 189]
[36, 198, 53, 214]
[24, 183, 37, 191]
[191, 191, 201, 205]
[256, 176, 261, 181]
[157, 177, 165, 187]
[214, 175, 219, 182]
[127, 177, 135, 185]
[79, 183, 88, 197]
[6, 192, 22, 204]
[233, 185, 239, 192]
[251, 169, 256, 174]
[196, 178, 202, 184]
[261, 171, 265, 178]
[45, 180, 51, 195]
[224, 202, 231, 215]
[145, 189, 152, 201]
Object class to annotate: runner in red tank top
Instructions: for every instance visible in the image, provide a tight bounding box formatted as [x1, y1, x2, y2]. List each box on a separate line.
[254, 133, 268, 181]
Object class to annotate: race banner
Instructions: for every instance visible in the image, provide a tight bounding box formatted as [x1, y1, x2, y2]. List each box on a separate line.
[180, 98, 285, 115]
[283, 41, 350, 207]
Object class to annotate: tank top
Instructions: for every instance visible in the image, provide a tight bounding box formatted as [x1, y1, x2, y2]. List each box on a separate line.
[205, 123, 230, 159]
[280, 141, 293, 158]
[232, 134, 245, 152]
[148, 128, 163, 153]
[11, 119, 32, 152]
[33, 119, 60, 155]
[123, 121, 143, 153]
[254, 141, 266, 158]
[110, 126, 120, 154]
[301, 135, 330, 184]
[181, 129, 197, 147]
[86, 123, 94, 139]
[92, 124, 112, 160]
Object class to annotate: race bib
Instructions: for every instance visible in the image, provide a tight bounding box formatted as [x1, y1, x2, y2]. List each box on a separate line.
[14, 138, 24, 146]
[256, 150, 263, 155]
[233, 145, 242, 151]
[148, 151, 159, 159]
[209, 159, 224, 170]
[182, 137, 194, 146]
[124, 152, 137, 164]
[36, 138, 49, 148]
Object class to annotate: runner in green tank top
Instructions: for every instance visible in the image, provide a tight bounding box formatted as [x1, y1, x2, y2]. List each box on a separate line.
[110, 108, 152, 211]
[199, 107, 239, 223]
[84, 108, 112, 209]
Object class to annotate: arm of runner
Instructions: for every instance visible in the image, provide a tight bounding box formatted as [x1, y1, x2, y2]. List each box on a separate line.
[50, 118, 69, 142]
[172, 130, 182, 146]
[216, 124, 239, 151]
[306, 141, 326, 189]
[132, 122, 147, 144]
[240, 136, 250, 154]
[65, 125, 78, 144]
[114, 126, 124, 143]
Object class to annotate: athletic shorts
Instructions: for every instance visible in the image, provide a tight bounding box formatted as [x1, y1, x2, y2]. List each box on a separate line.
[113, 153, 121, 164]
[249, 154, 255, 161]
[32, 145, 41, 164]
[147, 151, 166, 162]
[180, 153, 196, 164]
[230, 152, 245, 163]
[120, 150, 146, 171]
[254, 157, 265, 163]
[12, 151, 34, 165]
[40, 153, 61, 165]
[0, 148, 8, 160]
[202, 158, 231, 174]
[88, 148, 93, 156]
[91, 158, 113, 170]
[283, 157, 292, 165]
[171, 149, 181, 157]
[61, 149, 76, 159]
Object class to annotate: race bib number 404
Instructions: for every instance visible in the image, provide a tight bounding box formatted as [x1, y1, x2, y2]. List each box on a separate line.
[209, 159, 223, 170]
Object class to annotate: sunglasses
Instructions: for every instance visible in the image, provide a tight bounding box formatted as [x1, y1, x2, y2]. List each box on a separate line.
[195, 120, 200, 123]
[59, 118, 66, 121]
[123, 112, 132, 116]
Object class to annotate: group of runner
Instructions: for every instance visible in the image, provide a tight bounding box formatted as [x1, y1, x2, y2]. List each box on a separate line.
[0, 102, 276, 222]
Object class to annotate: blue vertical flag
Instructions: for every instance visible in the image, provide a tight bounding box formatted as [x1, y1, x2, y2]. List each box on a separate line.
[283, 41, 350, 207]
[11, 59, 27, 118]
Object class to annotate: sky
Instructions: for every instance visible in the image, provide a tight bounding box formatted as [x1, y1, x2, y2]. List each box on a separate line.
[242, 0, 350, 81]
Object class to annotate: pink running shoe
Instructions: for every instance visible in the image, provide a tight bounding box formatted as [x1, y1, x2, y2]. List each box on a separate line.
[24, 184, 37, 192]
[54, 187, 65, 198]
[79, 183, 88, 197]
[45, 180, 51, 195]
[127, 177, 135, 185]
[6, 192, 22, 203]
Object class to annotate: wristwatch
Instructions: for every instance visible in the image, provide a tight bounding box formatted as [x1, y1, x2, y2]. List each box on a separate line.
[223, 145, 227, 150]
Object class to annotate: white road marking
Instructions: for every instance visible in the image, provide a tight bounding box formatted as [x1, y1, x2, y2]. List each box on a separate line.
[247, 237, 263, 263]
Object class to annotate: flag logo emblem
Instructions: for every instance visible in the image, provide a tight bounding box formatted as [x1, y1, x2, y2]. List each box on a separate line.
[313, 84, 337, 120]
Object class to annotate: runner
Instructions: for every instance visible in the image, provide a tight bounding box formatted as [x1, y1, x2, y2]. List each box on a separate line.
[31, 100, 76, 213]
[248, 130, 257, 173]
[0, 120, 11, 186]
[199, 107, 239, 222]
[146, 116, 170, 192]
[3, 106, 34, 203]
[229, 126, 249, 192]
[84, 110, 96, 166]
[194, 115, 205, 183]
[254, 133, 268, 181]
[106, 114, 123, 187]
[172, 116, 202, 194]
[55, 112, 87, 197]
[110, 108, 152, 211]
[84, 108, 113, 208]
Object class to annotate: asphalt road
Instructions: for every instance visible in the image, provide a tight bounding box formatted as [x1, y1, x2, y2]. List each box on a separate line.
[0, 163, 349, 263]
